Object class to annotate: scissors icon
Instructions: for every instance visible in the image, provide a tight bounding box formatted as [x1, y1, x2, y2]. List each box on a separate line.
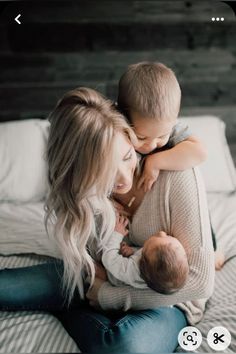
[213, 332, 225, 344]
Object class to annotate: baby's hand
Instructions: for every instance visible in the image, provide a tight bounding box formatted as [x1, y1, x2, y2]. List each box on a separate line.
[138, 155, 160, 192]
[115, 214, 129, 236]
[120, 242, 134, 257]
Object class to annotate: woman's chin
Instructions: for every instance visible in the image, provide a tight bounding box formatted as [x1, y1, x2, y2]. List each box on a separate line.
[113, 184, 132, 194]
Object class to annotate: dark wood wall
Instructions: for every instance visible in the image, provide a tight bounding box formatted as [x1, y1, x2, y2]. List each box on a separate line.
[1, 0, 236, 161]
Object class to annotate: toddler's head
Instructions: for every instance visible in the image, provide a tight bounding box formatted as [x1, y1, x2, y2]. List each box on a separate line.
[118, 62, 181, 154]
[139, 231, 189, 294]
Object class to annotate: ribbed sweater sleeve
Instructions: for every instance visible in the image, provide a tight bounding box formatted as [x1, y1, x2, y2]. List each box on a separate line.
[98, 168, 215, 321]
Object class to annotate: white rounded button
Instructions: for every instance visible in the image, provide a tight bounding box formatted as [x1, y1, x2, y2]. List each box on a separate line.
[178, 326, 202, 351]
[207, 326, 231, 351]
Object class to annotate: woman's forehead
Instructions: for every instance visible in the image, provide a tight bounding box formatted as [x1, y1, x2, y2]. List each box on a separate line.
[115, 132, 133, 156]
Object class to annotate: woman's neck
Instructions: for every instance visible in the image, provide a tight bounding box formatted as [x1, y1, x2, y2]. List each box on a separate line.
[112, 177, 146, 217]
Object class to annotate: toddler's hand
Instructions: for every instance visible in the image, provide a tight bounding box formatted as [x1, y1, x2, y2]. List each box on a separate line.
[115, 214, 129, 236]
[138, 156, 160, 192]
[120, 242, 134, 257]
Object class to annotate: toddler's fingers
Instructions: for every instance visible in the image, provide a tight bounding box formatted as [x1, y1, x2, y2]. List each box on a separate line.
[137, 176, 145, 189]
[147, 179, 154, 191]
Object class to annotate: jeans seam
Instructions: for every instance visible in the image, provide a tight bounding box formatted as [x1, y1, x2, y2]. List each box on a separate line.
[78, 312, 110, 332]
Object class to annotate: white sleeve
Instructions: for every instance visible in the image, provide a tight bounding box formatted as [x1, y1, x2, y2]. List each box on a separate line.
[102, 232, 147, 288]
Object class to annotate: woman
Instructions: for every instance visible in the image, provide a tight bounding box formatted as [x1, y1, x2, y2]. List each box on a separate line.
[0, 87, 215, 353]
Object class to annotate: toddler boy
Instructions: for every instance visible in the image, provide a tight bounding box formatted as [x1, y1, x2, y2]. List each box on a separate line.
[117, 61, 207, 191]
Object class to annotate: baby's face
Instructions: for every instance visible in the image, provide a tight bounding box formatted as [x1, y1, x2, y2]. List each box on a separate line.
[130, 111, 176, 155]
[142, 231, 186, 261]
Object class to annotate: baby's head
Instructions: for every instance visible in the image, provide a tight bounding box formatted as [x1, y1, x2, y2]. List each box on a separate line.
[139, 231, 189, 294]
[118, 62, 181, 154]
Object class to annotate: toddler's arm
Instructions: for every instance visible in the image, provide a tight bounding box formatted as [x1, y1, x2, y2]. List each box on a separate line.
[139, 135, 207, 191]
[148, 135, 207, 171]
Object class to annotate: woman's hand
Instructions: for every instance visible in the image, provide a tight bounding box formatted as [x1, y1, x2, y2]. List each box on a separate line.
[112, 199, 131, 217]
[86, 277, 105, 310]
[94, 262, 108, 281]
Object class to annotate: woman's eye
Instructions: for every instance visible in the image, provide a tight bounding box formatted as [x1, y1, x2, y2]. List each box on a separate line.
[137, 137, 146, 141]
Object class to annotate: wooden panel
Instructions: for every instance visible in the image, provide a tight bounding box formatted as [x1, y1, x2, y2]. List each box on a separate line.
[1, 22, 235, 53]
[0, 49, 234, 83]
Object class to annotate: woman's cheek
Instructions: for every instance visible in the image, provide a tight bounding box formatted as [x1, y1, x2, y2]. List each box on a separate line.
[131, 151, 138, 172]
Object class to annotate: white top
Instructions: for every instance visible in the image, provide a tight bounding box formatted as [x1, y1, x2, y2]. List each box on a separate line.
[102, 232, 147, 288]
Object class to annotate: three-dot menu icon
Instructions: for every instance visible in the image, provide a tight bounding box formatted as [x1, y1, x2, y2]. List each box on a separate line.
[212, 17, 224, 21]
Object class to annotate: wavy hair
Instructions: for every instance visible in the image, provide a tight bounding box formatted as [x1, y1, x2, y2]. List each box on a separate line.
[44, 87, 136, 304]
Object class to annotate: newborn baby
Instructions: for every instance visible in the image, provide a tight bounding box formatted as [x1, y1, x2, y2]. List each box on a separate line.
[101, 215, 189, 294]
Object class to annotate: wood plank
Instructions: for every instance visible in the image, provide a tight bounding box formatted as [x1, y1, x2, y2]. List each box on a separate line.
[0, 49, 234, 83]
[1, 21, 235, 53]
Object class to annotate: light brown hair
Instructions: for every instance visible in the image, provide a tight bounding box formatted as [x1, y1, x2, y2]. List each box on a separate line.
[118, 61, 181, 122]
[139, 241, 189, 294]
[45, 87, 137, 303]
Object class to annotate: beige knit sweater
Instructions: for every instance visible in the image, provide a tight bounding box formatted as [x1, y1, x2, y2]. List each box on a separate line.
[97, 168, 215, 325]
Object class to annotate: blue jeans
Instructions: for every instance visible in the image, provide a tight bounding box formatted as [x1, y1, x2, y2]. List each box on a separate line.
[0, 260, 187, 353]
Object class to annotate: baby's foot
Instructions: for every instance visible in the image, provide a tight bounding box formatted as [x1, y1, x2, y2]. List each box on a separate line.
[215, 250, 225, 270]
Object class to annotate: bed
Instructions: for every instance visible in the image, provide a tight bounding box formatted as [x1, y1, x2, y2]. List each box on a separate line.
[0, 116, 236, 353]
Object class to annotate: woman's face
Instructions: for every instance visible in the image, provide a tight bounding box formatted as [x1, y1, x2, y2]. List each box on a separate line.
[113, 132, 137, 194]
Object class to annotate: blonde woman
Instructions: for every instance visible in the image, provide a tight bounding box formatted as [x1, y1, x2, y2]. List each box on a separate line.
[0, 88, 214, 353]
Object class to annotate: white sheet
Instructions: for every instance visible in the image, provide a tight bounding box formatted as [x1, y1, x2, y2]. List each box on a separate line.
[207, 192, 236, 259]
[0, 202, 59, 258]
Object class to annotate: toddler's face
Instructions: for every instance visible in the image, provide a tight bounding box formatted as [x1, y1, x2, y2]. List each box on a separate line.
[130, 112, 176, 155]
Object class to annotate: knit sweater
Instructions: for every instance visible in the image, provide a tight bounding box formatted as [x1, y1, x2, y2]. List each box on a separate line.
[97, 167, 215, 325]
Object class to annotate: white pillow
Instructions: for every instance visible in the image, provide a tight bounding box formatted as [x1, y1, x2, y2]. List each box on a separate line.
[0, 119, 50, 202]
[179, 116, 236, 193]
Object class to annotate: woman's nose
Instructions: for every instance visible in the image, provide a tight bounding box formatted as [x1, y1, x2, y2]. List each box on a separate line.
[116, 168, 132, 185]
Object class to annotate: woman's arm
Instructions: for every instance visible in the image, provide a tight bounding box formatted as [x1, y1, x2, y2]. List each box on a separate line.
[97, 168, 215, 311]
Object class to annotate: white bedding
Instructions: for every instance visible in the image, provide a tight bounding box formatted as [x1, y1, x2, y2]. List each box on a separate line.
[0, 202, 59, 258]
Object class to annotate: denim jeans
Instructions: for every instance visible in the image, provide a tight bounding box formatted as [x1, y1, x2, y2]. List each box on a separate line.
[0, 260, 187, 353]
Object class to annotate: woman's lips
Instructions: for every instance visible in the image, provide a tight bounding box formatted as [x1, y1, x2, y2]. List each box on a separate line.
[115, 184, 129, 190]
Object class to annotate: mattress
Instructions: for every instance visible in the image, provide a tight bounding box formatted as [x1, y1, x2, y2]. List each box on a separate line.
[0, 203, 80, 353]
[0, 193, 236, 353]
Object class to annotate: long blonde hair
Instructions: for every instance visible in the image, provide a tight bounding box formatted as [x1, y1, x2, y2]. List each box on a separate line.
[45, 87, 136, 303]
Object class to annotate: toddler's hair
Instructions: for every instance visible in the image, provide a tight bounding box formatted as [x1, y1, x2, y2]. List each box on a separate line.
[139, 241, 189, 294]
[118, 61, 181, 122]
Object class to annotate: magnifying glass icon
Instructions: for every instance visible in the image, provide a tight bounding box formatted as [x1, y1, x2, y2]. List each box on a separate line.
[187, 335, 194, 342]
